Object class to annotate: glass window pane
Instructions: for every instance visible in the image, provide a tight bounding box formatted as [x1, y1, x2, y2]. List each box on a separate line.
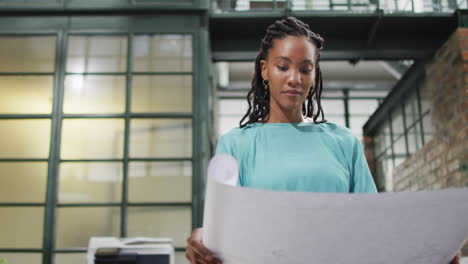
[394, 155, 406, 167]
[63, 75, 126, 114]
[127, 206, 191, 248]
[129, 161, 192, 203]
[348, 99, 379, 115]
[393, 137, 406, 162]
[133, 35, 192, 72]
[0, 119, 51, 159]
[130, 119, 192, 158]
[0, 76, 53, 114]
[322, 99, 344, 115]
[419, 82, 430, 114]
[218, 99, 247, 135]
[375, 155, 387, 191]
[0, 162, 47, 203]
[0, 36, 55, 72]
[404, 90, 419, 127]
[422, 112, 433, 142]
[391, 108, 405, 141]
[374, 124, 388, 156]
[67, 36, 127, 73]
[349, 90, 388, 98]
[407, 125, 421, 155]
[58, 162, 123, 203]
[349, 116, 369, 138]
[0, 207, 44, 248]
[61, 119, 124, 159]
[0, 253, 42, 264]
[55, 253, 86, 264]
[56, 207, 120, 249]
[219, 116, 240, 136]
[383, 122, 391, 151]
[325, 115, 345, 127]
[218, 99, 248, 115]
[385, 156, 394, 192]
[131, 75, 192, 113]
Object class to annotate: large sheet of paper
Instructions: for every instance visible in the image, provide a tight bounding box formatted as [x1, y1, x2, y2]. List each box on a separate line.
[202, 155, 468, 264]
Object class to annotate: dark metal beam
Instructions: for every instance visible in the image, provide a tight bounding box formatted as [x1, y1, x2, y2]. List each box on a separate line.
[213, 49, 435, 61]
[210, 12, 457, 61]
[366, 9, 383, 48]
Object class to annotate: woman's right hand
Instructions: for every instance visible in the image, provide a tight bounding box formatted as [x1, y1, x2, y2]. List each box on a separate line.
[185, 228, 221, 264]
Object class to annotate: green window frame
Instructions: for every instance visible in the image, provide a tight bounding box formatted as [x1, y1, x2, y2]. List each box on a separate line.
[0, 14, 211, 264]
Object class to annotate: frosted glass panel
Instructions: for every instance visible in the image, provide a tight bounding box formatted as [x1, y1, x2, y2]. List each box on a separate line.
[61, 119, 124, 159]
[218, 99, 248, 115]
[0, 119, 51, 159]
[325, 116, 345, 127]
[391, 108, 405, 138]
[349, 116, 369, 137]
[0, 253, 42, 264]
[0, 76, 53, 114]
[64, 75, 126, 114]
[405, 91, 420, 126]
[420, 83, 430, 114]
[407, 125, 422, 155]
[131, 75, 192, 113]
[0, 162, 47, 203]
[56, 207, 120, 249]
[128, 161, 192, 202]
[349, 99, 379, 115]
[0, 207, 44, 248]
[133, 35, 192, 72]
[130, 119, 192, 158]
[55, 253, 86, 264]
[59, 162, 123, 203]
[67, 36, 127, 73]
[322, 99, 344, 115]
[219, 116, 240, 136]
[0, 36, 55, 72]
[127, 206, 191, 248]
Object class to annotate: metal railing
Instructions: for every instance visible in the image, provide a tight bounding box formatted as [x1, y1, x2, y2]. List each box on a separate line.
[211, 0, 465, 13]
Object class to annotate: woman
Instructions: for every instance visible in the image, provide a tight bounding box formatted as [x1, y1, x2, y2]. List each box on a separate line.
[185, 16, 462, 264]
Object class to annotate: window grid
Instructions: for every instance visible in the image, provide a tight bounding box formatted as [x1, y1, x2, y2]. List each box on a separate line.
[372, 83, 432, 191]
[0, 32, 195, 263]
[0, 34, 59, 260]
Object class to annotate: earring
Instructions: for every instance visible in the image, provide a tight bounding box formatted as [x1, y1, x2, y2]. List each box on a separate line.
[263, 80, 269, 90]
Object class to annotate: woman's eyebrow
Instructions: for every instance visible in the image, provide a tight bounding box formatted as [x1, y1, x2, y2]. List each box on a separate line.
[273, 56, 314, 65]
[273, 56, 292, 62]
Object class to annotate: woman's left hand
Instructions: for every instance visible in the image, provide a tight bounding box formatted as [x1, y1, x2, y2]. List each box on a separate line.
[449, 251, 461, 264]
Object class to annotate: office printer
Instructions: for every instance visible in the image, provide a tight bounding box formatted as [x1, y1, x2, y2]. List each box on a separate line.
[87, 237, 174, 264]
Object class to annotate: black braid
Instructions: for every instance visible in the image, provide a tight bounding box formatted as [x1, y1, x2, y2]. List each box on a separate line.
[239, 16, 327, 128]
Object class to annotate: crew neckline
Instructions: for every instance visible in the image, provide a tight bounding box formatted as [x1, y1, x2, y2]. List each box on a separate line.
[248, 119, 323, 127]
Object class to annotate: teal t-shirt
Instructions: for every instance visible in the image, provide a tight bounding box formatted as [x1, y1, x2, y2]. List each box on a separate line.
[215, 121, 377, 193]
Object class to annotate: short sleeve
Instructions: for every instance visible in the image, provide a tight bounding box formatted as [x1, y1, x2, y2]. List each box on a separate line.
[349, 136, 377, 193]
[215, 134, 234, 156]
[214, 132, 244, 186]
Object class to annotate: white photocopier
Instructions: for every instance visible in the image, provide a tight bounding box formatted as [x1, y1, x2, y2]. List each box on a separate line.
[87, 237, 174, 264]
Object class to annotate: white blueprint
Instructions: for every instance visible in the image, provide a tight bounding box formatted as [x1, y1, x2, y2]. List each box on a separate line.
[202, 155, 468, 264]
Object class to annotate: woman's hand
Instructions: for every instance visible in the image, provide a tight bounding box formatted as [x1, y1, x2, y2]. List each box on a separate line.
[185, 228, 221, 264]
[449, 251, 461, 264]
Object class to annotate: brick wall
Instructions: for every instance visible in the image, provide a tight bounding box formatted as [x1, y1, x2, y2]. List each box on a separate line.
[392, 28, 468, 256]
[393, 28, 468, 191]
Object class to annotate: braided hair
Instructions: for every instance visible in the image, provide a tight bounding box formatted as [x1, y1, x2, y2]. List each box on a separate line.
[239, 16, 327, 128]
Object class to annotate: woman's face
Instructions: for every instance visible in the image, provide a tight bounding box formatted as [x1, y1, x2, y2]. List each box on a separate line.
[261, 35, 317, 114]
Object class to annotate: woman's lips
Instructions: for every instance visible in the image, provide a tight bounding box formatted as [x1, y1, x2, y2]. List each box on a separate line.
[283, 90, 301, 96]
